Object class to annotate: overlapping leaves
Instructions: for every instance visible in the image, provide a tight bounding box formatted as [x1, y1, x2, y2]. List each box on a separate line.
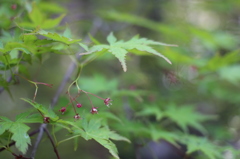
[136, 103, 215, 133]
[180, 135, 222, 159]
[72, 118, 130, 159]
[18, 4, 65, 29]
[0, 110, 42, 154]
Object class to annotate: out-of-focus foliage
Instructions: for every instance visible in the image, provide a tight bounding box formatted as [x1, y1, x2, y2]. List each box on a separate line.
[0, 0, 240, 159]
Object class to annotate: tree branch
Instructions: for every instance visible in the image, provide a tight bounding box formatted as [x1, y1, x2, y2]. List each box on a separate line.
[12, 153, 31, 159]
[30, 124, 46, 158]
[43, 127, 60, 159]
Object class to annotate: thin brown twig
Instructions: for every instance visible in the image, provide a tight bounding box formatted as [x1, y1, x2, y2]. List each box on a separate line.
[82, 90, 105, 100]
[30, 17, 103, 158]
[30, 124, 46, 158]
[12, 153, 31, 159]
[67, 92, 77, 114]
[84, 92, 94, 108]
[43, 127, 60, 159]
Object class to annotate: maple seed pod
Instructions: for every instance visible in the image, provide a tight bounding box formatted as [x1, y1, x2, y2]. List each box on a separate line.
[74, 114, 81, 120]
[76, 103, 82, 108]
[90, 107, 98, 114]
[59, 107, 66, 114]
[43, 117, 50, 123]
[104, 98, 112, 107]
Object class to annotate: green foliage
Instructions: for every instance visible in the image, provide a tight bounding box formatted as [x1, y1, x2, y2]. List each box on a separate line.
[136, 103, 215, 133]
[181, 135, 222, 159]
[21, 98, 59, 121]
[77, 118, 130, 159]
[78, 74, 118, 94]
[18, 4, 65, 29]
[148, 125, 180, 147]
[201, 50, 240, 71]
[81, 32, 176, 72]
[37, 30, 81, 45]
[218, 65, 240, 85]
[78, 74, 147, 102]
[163, 104, 214, 133]
[55, 116, 129, 159]
[19, 98, 130, 159]
[0, 1, 240, 159]
[136, 104, 164, 121]
[0, 114, 32, 154]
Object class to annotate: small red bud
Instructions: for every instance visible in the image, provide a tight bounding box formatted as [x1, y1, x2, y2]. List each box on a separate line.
[74, 114, 81, 120]
[104, 98, 112, 107]
[76, 103, 82, 108]
[43, 117, 50, 123]
[90, 107, 98, 114]
[59, 107, 66, 114]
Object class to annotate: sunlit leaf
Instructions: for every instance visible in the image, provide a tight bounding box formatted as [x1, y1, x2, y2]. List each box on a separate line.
[107, 32, 117, 45]
[18, 4, 65, 29]
[29, 4, 44, 26]
[41, 14, 65, 29]
[37, 30, 81, 45]
[39, 2, 66, 13]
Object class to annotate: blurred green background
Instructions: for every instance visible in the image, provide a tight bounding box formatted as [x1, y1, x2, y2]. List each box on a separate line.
[1, 0, 240, 159]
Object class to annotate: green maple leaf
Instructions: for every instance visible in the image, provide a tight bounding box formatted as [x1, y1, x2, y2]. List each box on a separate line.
[0, 115, 31, 154]
[73, 118, 130, 159]
[36, 30, 81, 45]
[136, 105, 164, 121]
[0, 109, 46, 154]
[18, 4, 65, 29]
[1, 31, 76, 55]
[181, 135, 222, 159]
[57, 119, 85, 134]
[149, 125, 180, 147]
[16, 110, 43, 124]
[81, 32, 177, 72]
[21, 98, 59, 121]
[164, 103, 215, 133]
